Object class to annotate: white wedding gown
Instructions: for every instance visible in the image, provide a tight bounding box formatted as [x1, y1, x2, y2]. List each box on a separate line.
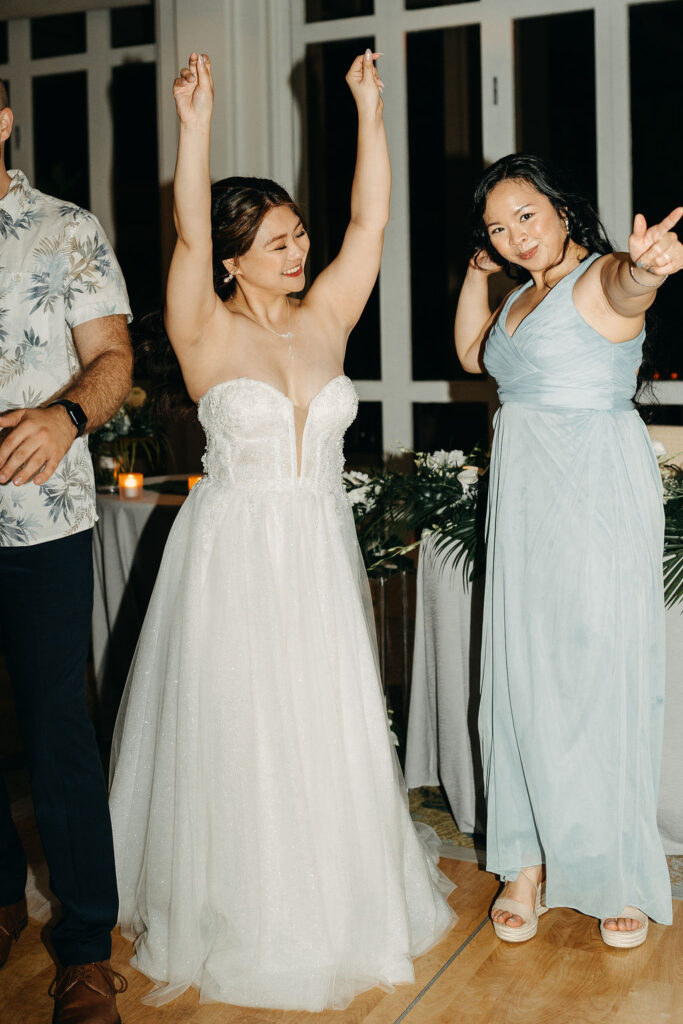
[109, 374, 455, 1011]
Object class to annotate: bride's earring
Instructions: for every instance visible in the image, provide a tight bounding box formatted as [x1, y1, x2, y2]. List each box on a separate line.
[224, 272, 234, 283]
[563, 218, 570, 232]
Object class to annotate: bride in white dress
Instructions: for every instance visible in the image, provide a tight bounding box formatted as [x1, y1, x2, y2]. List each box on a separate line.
[108, 50, 455, 1011]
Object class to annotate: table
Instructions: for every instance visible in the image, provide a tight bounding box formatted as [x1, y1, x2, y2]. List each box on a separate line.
[92, 477, 185, 739]
[405, 532, 683, 855]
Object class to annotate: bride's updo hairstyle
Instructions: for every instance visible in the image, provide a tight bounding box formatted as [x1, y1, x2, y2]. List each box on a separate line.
[211, 176, 306, 300]
[139, 177, 306, 418]
[471, 153, 613, 281]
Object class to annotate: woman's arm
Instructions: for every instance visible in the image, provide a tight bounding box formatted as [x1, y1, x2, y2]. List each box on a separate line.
[164, 53, 219, 351]
[454, 253, 506, 374]
[305, 51, 390, 340]
[600, 207, 683, 319]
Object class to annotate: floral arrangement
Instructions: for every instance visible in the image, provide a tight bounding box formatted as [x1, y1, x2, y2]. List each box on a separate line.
[89, 386, 166, 484]
[344, 441, 683, 607]
[343, 443, 489, 580]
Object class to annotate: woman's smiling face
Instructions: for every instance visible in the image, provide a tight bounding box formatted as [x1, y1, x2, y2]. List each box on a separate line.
[483, 178, 568, 272]
[225, 206, 310, 294]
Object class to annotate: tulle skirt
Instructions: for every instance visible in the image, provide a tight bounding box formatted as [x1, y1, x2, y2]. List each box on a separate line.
[109, 479, 455, 1010]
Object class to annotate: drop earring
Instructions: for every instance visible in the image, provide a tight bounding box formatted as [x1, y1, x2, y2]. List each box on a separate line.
[224, 272, 234, 283]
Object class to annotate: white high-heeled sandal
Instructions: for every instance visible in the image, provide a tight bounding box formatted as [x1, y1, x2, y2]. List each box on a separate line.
[491, 868, 549, 943]
[600, 906, 648, 948]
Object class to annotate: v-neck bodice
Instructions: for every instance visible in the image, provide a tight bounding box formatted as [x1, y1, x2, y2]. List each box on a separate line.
[197, 375, 358, 490]
[484, 254, 645, 412]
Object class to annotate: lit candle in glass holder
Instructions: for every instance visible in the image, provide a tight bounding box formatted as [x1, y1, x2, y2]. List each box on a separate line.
[187, 474, 203, 491]
[118, 472, 144, 499]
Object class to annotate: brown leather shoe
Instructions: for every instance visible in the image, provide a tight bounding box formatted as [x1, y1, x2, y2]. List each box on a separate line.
[0, 895, 28, 968]
[51, 960, 127, 1024]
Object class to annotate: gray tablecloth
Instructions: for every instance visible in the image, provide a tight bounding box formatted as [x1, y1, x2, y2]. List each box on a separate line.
[405, 532, 683, 855]
[92, 481, 184, 738]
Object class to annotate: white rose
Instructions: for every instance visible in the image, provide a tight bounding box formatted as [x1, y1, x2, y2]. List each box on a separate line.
[457, 467, 479, 491]
[427, 449, 466, 471]
[651, 441, 667, 459]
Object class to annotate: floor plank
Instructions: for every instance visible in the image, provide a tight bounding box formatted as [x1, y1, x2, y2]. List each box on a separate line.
[405, 898, 683, 1024]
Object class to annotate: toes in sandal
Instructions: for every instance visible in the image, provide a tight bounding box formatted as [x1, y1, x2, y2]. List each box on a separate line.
[600, 906, 648, 948]
[491, 868, 549, 943]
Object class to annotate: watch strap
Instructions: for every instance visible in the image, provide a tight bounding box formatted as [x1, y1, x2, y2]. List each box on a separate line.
[48, 400, 88, 438]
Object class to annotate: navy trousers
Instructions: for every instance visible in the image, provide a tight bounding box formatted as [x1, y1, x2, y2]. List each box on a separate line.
[0, 528, 118, 964]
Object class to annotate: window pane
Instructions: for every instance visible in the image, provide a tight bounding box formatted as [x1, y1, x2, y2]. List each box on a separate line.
[306, 0, 373, 22]
[407, 25, 483, 381]
[31, 13, 86, 59]
[406, 0, 478, 8]
[110, 4, 155, 48]
[630, 0, 683, 381]
[33, 72, 89, 209]
[515, 11, 596, 203]
[345, 401, 383, 466]
[413, 401, 488, 455]
[112, 63, 161, 315]
[306, 37, 381, 380]
[0, 21, 8, 64]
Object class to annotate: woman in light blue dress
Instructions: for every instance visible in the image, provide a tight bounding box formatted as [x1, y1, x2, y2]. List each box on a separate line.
[454, 154, 682, 947]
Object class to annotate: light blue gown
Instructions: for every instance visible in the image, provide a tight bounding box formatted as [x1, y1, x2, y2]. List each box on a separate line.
[480, 253, 672, 924]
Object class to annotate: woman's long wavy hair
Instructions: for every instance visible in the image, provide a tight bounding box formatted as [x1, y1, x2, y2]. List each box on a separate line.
[139, 177, 306, 418]
[472, 153, 613, 281]
[471, 153, 658, 394]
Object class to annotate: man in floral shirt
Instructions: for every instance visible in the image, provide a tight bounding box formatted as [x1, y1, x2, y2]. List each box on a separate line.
[0, 83, 132, 1023]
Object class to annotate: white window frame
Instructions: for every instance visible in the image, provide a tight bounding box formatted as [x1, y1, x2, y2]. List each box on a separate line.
[0, 7, 156, 247]
[291, 0, 683, 452]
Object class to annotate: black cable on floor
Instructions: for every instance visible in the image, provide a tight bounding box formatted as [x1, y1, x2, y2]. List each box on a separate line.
[392, 917, 490, 1024]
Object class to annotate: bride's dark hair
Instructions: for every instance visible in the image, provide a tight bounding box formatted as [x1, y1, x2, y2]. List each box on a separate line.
[139, 177, 306, 418]
[471, 153, 613, 281]
[471, 153, 659, 394]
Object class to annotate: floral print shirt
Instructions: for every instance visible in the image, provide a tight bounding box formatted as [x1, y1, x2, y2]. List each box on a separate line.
[0, 170, 132, 546]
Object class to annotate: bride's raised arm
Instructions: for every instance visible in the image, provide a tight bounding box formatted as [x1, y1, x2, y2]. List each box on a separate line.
[165, 53, 219, 352]
[305, 50, 391, 344]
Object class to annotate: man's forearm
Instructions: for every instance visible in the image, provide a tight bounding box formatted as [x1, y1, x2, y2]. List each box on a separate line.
[55, 347, 133, 434]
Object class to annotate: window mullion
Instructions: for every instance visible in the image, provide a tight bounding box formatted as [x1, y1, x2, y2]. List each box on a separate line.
[6, 19, 34, 182]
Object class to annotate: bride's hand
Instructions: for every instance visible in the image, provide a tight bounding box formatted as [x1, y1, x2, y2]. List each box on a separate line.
[173, 52, 214, 126]
[628, 207, 683, 278]
[345, 50, 384, 115]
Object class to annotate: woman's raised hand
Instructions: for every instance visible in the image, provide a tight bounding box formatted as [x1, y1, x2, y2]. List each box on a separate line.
[628, 207, 683, 278]
[345, 50, 384, 115]
[173, 52, 214, 126]
[470, 249, 501, 275]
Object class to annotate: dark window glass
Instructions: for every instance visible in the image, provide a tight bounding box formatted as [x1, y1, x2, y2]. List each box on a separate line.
[630, 1, 683, 381]
[33, 72, 89, 209]
[306, 37, 381, 380]
[110, 4, 155, 48]
[345, 400, 383, 466]
[414, 401, 488, 455]
[407, 25, 482, 381]
[0, 21, 8, 64]
[111, 62, 161, 315]
[306, 0, 373, 22]
[515, 11, 596, 203]
[31, 13, 86, 59]
[406, 0, 477, 8]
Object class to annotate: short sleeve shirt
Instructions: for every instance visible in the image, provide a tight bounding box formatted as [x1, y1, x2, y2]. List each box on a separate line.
[0, 170, 132, 547]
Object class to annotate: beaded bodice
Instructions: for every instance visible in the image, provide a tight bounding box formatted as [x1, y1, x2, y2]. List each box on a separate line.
[197, 375, 358, 492]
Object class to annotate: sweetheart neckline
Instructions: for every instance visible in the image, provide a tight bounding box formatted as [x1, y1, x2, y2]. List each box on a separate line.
[197, 374, 350, 412]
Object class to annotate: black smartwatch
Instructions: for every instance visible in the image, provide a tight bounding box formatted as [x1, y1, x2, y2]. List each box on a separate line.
[48, 399, 88, 438]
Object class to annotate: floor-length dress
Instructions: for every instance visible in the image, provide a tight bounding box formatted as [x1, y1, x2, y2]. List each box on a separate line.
[109, 374, 455, 1011]
[480, 253, 672, 924]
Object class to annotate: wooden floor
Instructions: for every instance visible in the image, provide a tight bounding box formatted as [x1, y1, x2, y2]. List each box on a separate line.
[2, 858, 681, 1024]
